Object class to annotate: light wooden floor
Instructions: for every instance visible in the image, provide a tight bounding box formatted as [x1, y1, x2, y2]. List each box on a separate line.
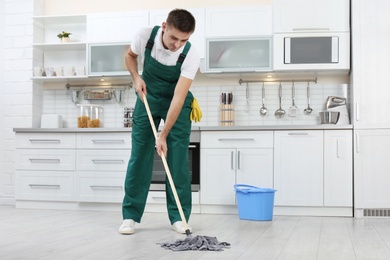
[1, 205, 390, 260]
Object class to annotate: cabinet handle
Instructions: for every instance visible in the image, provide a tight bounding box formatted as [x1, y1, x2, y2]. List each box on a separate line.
[29, 159, 61, 163]
[29, 139, 61, 143]
[292, 28, 330, 31]
[152, 196, 166, 201]
[336, 139, 340, 158]
[231, 151, 234, 170]
[29, 184, 60, 189]
[92, 139, 125, 143]
[237, 151, 241, 170]
[355, 102, 359, 122]
[90, 185, 122, 190]
[218, 138, 255, 141]
[287, 133, 309, 136]
[91, 159, 124, 164]
[356, 132, 360, 153]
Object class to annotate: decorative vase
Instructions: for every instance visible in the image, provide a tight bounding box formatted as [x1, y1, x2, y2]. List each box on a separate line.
[61, 37, 70, 43]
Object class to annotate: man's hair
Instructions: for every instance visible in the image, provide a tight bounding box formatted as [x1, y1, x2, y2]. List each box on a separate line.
[166, 9, 196, 33]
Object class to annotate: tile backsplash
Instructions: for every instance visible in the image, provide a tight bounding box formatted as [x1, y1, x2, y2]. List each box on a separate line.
[42, 82, 349, 128]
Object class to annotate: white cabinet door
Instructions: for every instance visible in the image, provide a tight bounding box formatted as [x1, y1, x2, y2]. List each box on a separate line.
[205, 5, 272, 37]
[149, 8, 205, 58]
[273, 0, 349, 33]
[87, 11, 149, 43]
[323, 130, 353, 207]
[200, 149, 236, 205]
[236, 149, 273, 189]
[274, 131, 323, 206]
[352, 0, 390, 129]
[354, 129, 390, 208]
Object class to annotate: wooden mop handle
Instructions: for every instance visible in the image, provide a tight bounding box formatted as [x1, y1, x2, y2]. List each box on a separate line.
[142, 94, 190, 234]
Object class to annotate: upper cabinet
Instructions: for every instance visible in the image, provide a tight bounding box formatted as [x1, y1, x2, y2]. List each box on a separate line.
[150, 8, 205, 59]
[87, 11, 149, 43]
[273, 0, 350, 33]
[205, 5, 272, 37]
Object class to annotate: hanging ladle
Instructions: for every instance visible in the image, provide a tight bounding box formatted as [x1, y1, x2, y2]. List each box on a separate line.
[275, 83, 285, 118]
[260, 82, 267, 117]
[304, 82, 313, 114]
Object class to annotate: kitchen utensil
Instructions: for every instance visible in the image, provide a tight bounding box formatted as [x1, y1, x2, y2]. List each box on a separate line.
[142, 93, 192, 237]
[288, 82, 297, 117]
[260, 82, 267, 117]
[245, 83, 250, 112]
[275, 83, 285, 118]
[304, 82, 313, 114]
[319, 111, 340, 124]
[325, 96, 350, 125]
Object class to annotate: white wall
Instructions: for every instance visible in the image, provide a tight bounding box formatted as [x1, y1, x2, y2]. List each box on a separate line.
[0, 0, 5, 203]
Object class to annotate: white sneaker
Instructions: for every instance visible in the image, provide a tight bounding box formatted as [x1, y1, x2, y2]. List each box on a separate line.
[172, 221, 192, 234]
[119, 219, 135, 235]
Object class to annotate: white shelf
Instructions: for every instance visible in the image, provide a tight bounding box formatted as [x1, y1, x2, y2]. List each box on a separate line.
[33, 42, 87, 51]
[33, 15, 87, 24]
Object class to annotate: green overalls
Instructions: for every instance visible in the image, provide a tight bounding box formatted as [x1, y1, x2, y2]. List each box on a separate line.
[122, 26, 194, 225]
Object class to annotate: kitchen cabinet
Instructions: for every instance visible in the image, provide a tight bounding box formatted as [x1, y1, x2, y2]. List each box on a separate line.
[274, 131, 323, 206]
[323, 130, 352, 207]
[88, 43, 129, 76]
[87, 11, 149, 43]
[200, 131, 273, 205]
[354, 129, 390, 209]
[205, 5, 272, 37]
[352, 0, 390, 129]
[76, 133, 130, 203]
[273, 0, 350, 33]
[32, 15, 87, 81]
[14, 132, 132, 207]
[15, 133, 77, 202]
[149, 8, 205, 58]
[204, 37, 272, 73]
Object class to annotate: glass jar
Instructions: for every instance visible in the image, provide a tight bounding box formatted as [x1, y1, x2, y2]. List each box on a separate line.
[77, 104, 90, 128]
[87, 105, 102, 128]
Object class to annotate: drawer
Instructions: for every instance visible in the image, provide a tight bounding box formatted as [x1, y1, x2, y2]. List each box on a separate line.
[15, 171, 75, 201]
[77, 133, 131, 149]
[147, 191, 200, 204]
[16, 149, 75, 171]
[16, 133, 76, 149]
[78, 173, 125, 203]
[76, 149, 131, 172]
[201, 131, 273, 148]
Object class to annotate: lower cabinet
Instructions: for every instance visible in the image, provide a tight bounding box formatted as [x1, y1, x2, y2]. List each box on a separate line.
[274, 130, 352, 208]
[354, 129, 390, 209]
[200, 131, 274, 205]
[274, 130, 324, 206]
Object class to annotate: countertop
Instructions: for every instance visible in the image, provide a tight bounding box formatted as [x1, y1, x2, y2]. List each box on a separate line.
[14, 124, 353, 133]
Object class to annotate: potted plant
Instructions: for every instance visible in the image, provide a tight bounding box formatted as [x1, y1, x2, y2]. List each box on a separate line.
[57, 31, 71, 42]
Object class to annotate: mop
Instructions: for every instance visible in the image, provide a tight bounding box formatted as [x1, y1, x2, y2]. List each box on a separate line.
[142, 94, 231, 252]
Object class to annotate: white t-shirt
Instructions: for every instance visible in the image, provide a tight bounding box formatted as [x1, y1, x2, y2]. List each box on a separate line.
[130, 27, 200, 80]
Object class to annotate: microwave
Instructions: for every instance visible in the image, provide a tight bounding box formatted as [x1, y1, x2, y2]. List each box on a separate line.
[273, 32, 350, 72]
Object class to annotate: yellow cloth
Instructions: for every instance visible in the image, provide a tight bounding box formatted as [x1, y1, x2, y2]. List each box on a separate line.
[190, 98, 202, 122]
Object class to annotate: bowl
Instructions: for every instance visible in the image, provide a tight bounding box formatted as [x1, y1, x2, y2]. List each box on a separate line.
[319, 111, 340, 124]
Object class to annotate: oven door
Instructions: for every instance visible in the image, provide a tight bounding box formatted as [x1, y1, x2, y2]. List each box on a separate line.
[150, 142, 200, 192]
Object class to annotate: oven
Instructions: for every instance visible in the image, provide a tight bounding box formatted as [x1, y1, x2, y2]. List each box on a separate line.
[150, 131, 200, 192]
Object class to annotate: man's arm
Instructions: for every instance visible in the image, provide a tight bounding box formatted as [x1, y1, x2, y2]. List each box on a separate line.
[125, 48, 146, 97]
[155, 76, 192, 156]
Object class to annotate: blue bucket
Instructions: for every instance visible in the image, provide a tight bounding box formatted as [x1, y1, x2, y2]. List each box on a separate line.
[234, 184, 277, 221]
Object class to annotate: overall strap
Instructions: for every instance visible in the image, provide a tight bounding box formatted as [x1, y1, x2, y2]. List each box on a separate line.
[144, 26, 160, 63]
[176, 41, 191, 68]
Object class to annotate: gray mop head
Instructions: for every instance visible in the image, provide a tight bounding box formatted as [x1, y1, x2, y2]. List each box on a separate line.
[158, 235, 231, 251]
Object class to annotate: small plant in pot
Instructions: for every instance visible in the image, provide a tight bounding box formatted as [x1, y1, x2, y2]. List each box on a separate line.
[57, 31, 71, 42]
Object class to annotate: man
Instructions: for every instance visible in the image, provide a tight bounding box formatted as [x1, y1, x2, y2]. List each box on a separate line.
[119, 9, 200, 235]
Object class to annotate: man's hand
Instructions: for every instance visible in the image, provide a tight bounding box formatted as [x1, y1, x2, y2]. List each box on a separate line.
[156, 135, 168, 157]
